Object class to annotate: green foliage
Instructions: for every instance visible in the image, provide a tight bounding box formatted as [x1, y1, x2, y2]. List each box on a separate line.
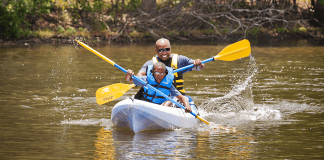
[277, 28, 286, 33]
[209, 20, 218, 26]
[0, 5, 20, 38]
[143, 31, 151, 37]
[65, 28, 77, 36]
[250, 27, 260, 37]
[221, 28, 230, 34]
[319, 28, 324, 33]
[129, 30, 143, 38]
[298, 27, 307, 32]
[57, 26, 65, 33]
[186, 1, 195, 6]
[202, 28, 215, 35]
[17, 28, 36, 38]
[35, 29, 55, 38]
[126, 0, 141, 11]
[0, 0, 52, 39]
[93, 0, 103, 12]
[179, 31, 187, 36]
[166, 30, 179, 35]
[320, 0, 324, 6]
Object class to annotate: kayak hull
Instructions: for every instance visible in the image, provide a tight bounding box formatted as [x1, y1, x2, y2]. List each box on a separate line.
[111, 99, 198, 133]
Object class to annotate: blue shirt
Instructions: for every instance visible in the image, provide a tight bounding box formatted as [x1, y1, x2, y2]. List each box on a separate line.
[139, 54, 201, 74]
[133, 76, 181, 97]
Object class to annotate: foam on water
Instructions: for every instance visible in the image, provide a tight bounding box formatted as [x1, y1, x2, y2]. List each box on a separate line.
[61, 118, 113, 127]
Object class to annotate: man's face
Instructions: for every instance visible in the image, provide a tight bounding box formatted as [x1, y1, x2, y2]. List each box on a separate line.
[155, 41, 171, 61]
[153, 66, 166, 84]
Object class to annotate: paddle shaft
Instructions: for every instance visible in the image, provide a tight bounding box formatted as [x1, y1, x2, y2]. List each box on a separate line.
[173, 57, 213, 73]
[76, 40, 209, 124]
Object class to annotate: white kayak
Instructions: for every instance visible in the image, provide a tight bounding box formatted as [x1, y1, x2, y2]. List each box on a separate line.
[111, 99, 199, 133]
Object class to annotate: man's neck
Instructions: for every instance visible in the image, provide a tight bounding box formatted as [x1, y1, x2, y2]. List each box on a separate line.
[158, 57, 171, 67]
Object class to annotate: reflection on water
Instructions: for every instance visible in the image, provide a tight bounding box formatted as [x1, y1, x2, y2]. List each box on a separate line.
[0, 43, 323, 159]
[95, 128, 115, 159]
[96, 127, 248, 159]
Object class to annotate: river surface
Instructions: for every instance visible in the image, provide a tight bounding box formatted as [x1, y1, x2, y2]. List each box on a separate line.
[0, 40, 323, 159]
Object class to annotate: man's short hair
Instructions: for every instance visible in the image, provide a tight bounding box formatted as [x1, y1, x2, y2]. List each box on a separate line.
[153, 62, 166, 71]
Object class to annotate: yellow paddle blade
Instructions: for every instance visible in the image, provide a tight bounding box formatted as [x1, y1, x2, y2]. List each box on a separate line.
[96, 83, 135, 105]
[214, 39, 251, 61]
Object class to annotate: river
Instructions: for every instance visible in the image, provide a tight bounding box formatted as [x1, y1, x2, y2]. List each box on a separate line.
[0, 40, 323, 159]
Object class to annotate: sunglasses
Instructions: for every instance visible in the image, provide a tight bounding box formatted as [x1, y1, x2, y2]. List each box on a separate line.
[157, 48, 170, 53]
[154, 72, 165, 76]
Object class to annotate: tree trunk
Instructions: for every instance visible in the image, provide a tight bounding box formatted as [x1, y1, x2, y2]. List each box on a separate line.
[111, 0, 116, 27]
[141, 0, 156, 14]
[314, 0, 324, 26]
[311, 0, 315, 7]
[121, 0, 124, 16]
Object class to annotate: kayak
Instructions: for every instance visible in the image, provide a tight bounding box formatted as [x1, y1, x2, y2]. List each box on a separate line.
[111, 99, 199, 133]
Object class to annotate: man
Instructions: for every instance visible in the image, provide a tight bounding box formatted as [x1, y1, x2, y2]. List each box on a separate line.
[129, 38, 205, 107]
[126, 62, 192, 113]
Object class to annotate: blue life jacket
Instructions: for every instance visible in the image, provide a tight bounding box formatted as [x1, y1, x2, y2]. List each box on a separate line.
[152, 54, 185, 94]
[143, 65, 174, 104]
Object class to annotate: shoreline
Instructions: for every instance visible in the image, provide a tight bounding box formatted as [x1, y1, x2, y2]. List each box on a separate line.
[1, 31, 323, 47]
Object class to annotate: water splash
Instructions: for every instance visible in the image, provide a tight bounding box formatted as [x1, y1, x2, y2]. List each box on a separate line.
[199, 55, 258, 113]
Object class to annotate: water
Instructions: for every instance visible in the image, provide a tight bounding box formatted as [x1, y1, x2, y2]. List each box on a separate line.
[0, 41, 323, 159]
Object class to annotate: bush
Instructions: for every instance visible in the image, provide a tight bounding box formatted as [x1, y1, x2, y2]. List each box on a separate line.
[0, 5, 20, 38]
[64, 28, 77, 37]
[17, 29, 36, 38]
[0, 0, 52, 39]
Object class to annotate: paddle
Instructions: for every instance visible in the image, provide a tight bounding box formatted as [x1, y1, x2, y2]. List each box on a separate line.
[96, 83, 135, 105]
[173, 39, 251, 73]
[75, 39, 210, 125]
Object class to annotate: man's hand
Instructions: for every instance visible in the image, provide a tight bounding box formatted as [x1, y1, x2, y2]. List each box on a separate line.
[184, 105, 192, 113]
[177, 94, 192, 113]
[193, 59, 205, 70]
[126, 69, 134, 82]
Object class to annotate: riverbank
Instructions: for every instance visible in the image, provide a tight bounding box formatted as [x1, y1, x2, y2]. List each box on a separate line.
[1, 0, 324, 47]
[1, 30, 323, 47]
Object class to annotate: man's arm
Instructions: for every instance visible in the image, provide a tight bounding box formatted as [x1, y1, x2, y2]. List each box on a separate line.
[170, 85, 192, 113]
[136, 70, 146, 77]
[176, 94, 192, 113]
[137, 60, 153, 77]
[178, 55, 205, 73]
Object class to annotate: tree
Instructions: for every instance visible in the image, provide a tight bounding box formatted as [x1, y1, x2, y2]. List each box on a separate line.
[141, 0, 156, 14]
